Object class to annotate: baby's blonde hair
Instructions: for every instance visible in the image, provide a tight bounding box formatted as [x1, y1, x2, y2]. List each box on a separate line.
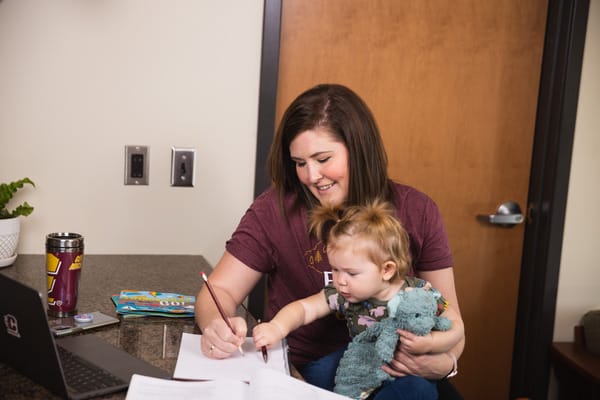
[309, 199, 411, 282]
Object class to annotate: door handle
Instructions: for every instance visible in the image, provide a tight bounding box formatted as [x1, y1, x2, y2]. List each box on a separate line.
[477, 201, 524, 227]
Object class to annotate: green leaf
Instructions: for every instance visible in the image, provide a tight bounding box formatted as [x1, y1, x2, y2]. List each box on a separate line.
[0, 178, 35, 219]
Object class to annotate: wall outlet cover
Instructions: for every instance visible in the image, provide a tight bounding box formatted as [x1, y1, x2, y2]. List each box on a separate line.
[124, 145, 149, 185]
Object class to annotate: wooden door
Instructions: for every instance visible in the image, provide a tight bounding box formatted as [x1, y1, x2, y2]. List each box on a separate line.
[275, 1, 548, 399]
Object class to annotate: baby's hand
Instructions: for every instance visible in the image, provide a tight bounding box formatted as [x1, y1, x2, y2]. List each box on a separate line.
[398, 330, 433, 354]
[252, 322, 284, 349]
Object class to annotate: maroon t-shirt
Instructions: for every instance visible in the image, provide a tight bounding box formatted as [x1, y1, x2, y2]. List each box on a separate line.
[225, 181, 453, 367]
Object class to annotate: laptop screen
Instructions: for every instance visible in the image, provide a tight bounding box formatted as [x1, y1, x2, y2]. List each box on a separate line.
[0, 273, 170, 399]
[0, 272, 70, 398]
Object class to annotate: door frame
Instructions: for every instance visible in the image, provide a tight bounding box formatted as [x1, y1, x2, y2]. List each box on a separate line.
[251, 0, 590, 398]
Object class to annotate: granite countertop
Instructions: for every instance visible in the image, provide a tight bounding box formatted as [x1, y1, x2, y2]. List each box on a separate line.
[0, 254, 211, 400]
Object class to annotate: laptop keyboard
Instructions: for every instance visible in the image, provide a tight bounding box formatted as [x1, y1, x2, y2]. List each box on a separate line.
[57, 345, 127, 394]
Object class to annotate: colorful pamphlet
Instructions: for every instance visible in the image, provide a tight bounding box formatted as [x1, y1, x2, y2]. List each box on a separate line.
[114, 290, 195, 318]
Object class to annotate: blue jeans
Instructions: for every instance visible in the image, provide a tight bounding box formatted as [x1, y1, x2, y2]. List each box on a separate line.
[297, 347, 347, 391]
[299, 348, 438, 400]
[370, 377, 439, 400]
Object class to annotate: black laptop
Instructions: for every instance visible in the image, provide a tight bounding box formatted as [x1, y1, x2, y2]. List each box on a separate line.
[0, 273, 170, 399]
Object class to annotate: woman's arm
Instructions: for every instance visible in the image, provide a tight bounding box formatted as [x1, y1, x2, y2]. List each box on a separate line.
[195, 251, 263, 359]
[383, 268, 465, 379]
[253, 290, 330, 348]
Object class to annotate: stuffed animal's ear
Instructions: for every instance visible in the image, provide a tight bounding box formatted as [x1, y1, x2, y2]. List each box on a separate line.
[435, 316, 452, 331]
[387, 292, 402, 316]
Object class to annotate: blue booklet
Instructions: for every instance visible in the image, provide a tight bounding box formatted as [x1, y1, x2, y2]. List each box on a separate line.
[113, 290, 195, 318]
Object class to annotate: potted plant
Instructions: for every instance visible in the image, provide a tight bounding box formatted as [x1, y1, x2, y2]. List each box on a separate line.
[0, 178, 35, 267]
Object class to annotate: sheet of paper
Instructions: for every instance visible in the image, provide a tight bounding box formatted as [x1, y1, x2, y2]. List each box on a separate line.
[173, 333, 289, 381]
[126, 370, 351, 400]
[125, 374, 248, 400]
[249, 369, 351, 400]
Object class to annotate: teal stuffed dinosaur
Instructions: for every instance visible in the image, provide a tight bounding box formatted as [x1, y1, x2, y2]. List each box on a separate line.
[334, 288, 452, 399]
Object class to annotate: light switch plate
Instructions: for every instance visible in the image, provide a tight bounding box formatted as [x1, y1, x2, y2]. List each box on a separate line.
[171, 147, 195, 187]
[124, 145, 149, 185]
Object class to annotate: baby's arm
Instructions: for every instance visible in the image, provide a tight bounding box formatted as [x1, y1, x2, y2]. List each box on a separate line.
[398, 307, 464, 354]
[252, 289, 330, 349]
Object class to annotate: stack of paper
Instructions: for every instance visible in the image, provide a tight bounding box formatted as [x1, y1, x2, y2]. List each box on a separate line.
[126, 368, 349, 400]
[125, 333, 350, 399]
[126, 369, 351, 400]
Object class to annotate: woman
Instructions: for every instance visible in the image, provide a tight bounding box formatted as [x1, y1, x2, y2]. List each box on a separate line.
[195, 83, 464, 395]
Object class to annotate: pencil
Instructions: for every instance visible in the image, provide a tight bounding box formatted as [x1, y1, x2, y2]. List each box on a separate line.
[239, 302, 268, 363]
[201, 272, 244, 356]
[257, 319, 269, 363]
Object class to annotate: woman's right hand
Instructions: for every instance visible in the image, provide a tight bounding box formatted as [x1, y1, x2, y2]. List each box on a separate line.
[195, 252, 264, 358]
[201, 315, 247, 359]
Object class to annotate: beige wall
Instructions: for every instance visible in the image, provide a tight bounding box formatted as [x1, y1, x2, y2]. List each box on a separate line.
[0, 0, 264, 266]
[554, 0, 600, 342]
[549, 1, 600, 398]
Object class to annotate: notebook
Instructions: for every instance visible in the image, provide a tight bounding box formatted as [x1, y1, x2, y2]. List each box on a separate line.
[0, 273, 170, 400]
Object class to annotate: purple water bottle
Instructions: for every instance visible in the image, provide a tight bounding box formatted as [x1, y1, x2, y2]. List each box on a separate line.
[46, 232, 84, 317]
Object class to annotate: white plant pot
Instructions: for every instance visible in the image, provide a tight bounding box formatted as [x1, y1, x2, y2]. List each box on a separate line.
[0, 217, 20, 267]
